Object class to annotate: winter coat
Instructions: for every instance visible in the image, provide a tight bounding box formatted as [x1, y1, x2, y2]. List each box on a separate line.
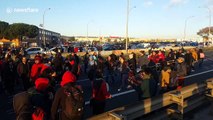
[17, 62, 30, 77]
[141, 74, 156, 98]
[160, 67, 171, 88]
[138, 55, 148, 68]
[128, 58, 136, 72]
[51, 84, 83, 120]
[191, 51, 198, 61]
[30, 63, 44, 83]
[92, 78, 111, 101]
[53, 56, 64, 72]
[184, 53, 193, 66]
[177, 63, 187, 77]
[13, 91, 32, 120]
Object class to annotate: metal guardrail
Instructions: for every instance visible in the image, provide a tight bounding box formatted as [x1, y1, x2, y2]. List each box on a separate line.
[88, 78, 213, 120]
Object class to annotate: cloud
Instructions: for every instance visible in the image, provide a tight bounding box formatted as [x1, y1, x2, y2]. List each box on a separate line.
[168, 0, 189, 8]
[205, 0, 213, 7]
[143, 0, 153, 7]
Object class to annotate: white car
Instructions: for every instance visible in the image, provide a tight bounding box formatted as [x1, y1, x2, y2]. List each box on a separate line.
[25, 47, 44, 55]
[44, 47, 57, 55]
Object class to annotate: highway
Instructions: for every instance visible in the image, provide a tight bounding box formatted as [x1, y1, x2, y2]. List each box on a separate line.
[1, 58, 213, 120]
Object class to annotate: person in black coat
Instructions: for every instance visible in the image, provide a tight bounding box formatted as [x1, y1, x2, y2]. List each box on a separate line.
[13, 77, 52, 120]
[184, 50, 193, 75]
[17, 56, 31, 90]
[51, 71, 83, 120]
[2, 58, 16, 94]
[128, 53, 137, 74]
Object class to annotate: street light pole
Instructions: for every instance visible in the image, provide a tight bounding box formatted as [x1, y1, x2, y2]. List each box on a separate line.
[207, 7, 211, 39]
[199, 6, 212, 44]
[125, 0, 129, 53]
[184, 16, 194, 41]
[87, 20, 93, 42]
[42, 8, 51, 47]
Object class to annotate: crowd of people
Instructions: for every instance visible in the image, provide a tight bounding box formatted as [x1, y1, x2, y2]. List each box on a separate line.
[0, 46, 206, 120]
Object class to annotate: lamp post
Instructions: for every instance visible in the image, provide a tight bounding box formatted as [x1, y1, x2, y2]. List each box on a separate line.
[125, 0, 136, 53]
[42, 8, 51, 47]
[184, 16, 194, 42]
[125, 0, 130, 53]
[199, 6, 212, 43]
[87, 20, 93, 42]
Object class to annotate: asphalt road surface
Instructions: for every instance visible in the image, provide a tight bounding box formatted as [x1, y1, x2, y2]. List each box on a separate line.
[1, 58, 213, 120]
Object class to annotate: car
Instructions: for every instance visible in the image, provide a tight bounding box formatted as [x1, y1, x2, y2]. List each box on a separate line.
[83, 47, 98, 52]
[44, 47, 57, 55]
[25, 47, 44, 55]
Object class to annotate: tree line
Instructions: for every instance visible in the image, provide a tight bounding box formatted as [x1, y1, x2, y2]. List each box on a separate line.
[0, 21, 39, 40]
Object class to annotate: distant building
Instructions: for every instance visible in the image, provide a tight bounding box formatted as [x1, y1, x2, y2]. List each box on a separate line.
[37, 28, 61, 47]
[22, 28, 61, 47]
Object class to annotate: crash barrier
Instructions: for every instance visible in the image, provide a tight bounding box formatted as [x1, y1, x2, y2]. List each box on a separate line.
[88, 78, 213, 120]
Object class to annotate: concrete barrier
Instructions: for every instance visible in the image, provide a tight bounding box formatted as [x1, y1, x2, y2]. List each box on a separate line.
[88, 78, 213, 120]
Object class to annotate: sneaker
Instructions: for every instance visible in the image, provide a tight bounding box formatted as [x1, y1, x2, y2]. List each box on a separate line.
[191, 70, 195, 72]
[118, 88, 121, 92]
[127, 85, 132, 89]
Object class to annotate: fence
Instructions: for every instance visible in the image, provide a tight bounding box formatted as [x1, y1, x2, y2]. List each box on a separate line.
[88, 78, 213, 120]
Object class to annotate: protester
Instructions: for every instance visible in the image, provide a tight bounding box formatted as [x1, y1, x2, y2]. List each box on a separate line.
[118, 56, 129, 91]
[2, 57, 16, 95]
[176, 57, 187, 89]
[30, 55, 44, 84]
[51, 71, 84, 120]
[198, 49, 205, 68]
[90, 71, 111, 115]
[17, 56, 31, 90]
[140, 68, 156, 99]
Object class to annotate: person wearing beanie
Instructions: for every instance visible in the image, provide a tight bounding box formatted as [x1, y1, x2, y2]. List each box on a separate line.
[27, 77, 52, 120]
[176, 57, 187, 90]
[51, 71, 83, 120]
[30, 55, 44, 84]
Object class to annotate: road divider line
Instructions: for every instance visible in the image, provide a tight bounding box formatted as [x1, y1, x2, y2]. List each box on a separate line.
[185, 69, 213, 78]
[85, 89, 135, 105]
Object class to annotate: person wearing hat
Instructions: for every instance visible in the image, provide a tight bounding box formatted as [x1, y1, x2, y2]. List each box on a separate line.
[13, 77, 52, 120]
[51, 71, 84, 120]
[138, 51, 148, 69]
[30, 55, 44, 84]
[176, 57, 187, 89]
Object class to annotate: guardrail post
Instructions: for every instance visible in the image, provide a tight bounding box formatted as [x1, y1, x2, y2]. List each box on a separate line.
[169, 92, 184, 120]
[206, 78, 213, 97]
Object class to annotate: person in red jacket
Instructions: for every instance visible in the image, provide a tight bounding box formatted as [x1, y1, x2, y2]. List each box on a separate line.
[158, 50, 165, 62]
[30, 55, 44, 84]
[148, 51, 160, 63]
[90, 71, 112, 115]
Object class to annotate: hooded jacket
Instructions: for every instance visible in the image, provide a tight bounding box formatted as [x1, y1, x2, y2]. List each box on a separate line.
[160, 67, 171, 87]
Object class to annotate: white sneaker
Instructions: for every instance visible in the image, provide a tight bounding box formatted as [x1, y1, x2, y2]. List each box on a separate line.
[127, 85, 132, 89]
[118, 88, 121, 92]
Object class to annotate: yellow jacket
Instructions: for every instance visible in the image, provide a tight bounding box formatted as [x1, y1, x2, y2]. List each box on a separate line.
[191, 50, 198, 61]
[160, 68, 171, 87]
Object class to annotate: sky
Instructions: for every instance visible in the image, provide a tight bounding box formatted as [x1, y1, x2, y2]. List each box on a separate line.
[1, 0, 213, 39]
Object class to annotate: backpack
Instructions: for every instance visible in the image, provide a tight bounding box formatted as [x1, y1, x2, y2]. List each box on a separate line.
[200, 53, 205, 59]
[63, 85, 84, 119]
[32, 107, 46, 120]
[28, 88, 47, 120]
